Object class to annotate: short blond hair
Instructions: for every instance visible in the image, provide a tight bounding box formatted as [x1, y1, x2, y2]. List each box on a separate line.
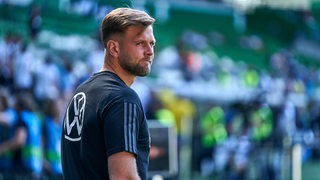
[101, 8, 155, 47]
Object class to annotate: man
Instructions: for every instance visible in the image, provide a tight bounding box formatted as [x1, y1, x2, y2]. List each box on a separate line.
[61, 7, 156, 180]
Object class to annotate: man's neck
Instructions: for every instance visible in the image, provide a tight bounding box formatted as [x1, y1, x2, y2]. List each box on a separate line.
[101, 63, 135, 87]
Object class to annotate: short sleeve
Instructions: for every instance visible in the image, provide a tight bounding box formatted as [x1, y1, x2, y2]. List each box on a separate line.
[103, 100, 143, 157]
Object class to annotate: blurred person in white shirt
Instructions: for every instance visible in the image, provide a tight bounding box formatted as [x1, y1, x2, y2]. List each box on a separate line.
[13, 42, 35, 93]
[34, 55, 61, 104]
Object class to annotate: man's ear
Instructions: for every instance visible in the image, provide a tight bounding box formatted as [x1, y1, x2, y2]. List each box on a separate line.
[106, 40, 119, 58]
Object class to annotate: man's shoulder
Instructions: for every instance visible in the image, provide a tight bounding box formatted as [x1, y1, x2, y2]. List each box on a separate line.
[118, 86, 141, 102]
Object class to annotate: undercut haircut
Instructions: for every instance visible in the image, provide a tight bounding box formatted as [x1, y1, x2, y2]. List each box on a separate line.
[101, 8, 155, 47]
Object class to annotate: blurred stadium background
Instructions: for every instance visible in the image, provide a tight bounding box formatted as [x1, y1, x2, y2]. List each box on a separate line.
[1, 0, 320, 180]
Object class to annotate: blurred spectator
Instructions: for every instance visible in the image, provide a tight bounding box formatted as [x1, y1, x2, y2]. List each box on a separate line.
[28, 4, 42, 41]
[200, 105, 227, 148]
[302, 10, 320, 41]
[42, 98, 63, 180]
[145, 91, 175, 126]
[59, 56, 78, 101]
[13, 42, 35, 94]
[0, 90, 17, 179]
[174, 35, 206, 82]
[154, 31, 214, 82]
[157, 89, 196, 135]
[0, 93, 43, 179]
[239, 34, 265, 51]
[131, 78, 153, 112]
[0, 33, 21, 89]
[34, 55, 61, 105]
[86, 40, 104, 75]
[249, 101, 273, 143]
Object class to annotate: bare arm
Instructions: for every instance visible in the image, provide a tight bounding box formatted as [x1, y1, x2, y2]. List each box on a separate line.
[108, 151, 141, 180]
[0, 127, 27, 155]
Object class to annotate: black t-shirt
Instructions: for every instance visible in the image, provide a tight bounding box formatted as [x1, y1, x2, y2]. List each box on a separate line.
[61, 71, 150, 180]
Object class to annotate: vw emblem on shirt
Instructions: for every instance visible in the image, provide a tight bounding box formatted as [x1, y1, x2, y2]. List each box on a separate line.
[64, 92, 86, 141]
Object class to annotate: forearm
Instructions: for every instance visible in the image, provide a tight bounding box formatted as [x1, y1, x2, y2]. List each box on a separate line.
[0, 139, 20, 155]
[109, 167, 141, 180]
[108, 152, 141, 180]
[0, 127, 27, 155]
[109, 174, 141, 180]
